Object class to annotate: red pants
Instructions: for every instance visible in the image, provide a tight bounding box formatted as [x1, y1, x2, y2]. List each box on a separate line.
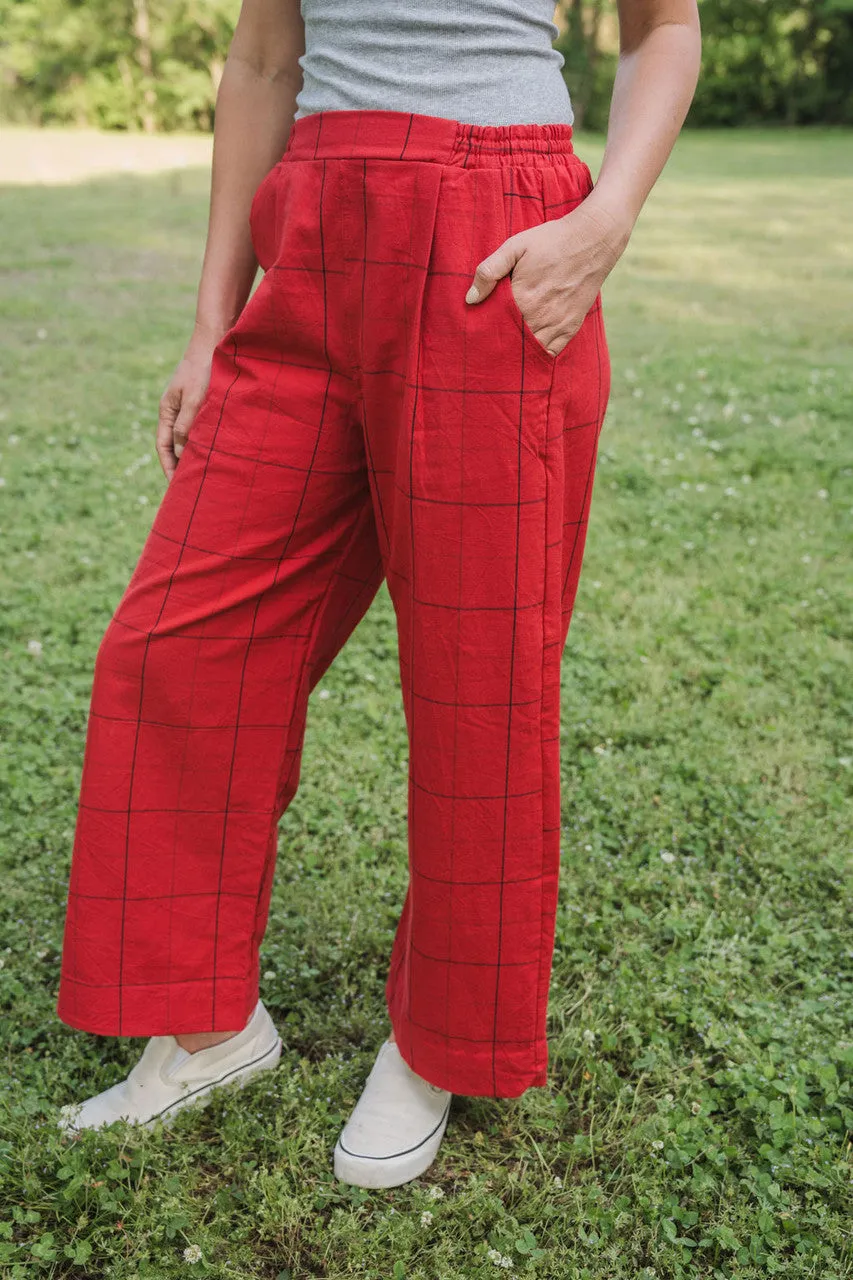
[56, 110, 611, 1098]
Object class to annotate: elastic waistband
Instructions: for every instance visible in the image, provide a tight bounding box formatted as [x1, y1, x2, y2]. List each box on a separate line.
[284, 109, 576, 167]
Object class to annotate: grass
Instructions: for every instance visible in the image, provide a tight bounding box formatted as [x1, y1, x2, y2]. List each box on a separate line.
[0, 126, 852, 1278]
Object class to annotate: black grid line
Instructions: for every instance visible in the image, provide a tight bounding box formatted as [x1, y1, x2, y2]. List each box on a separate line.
[57, 108, 611, 1099]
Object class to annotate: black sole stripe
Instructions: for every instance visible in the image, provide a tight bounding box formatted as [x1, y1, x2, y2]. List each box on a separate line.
[143, 1036, 283, 1125]
[336, 1097, 451, 1161]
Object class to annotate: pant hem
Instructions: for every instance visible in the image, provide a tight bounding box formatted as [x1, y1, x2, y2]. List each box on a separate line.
[55, 985, 258, 1039]
[387, 1003, 549, 1099]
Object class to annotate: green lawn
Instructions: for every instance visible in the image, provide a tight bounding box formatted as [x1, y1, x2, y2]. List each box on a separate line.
[0, 127, 851, 1279]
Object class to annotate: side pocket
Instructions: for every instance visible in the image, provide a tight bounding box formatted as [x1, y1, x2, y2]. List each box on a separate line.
[500, 163, 583, 372]
[501, 271, 566, 371]
[519, 158, 598, 370]
[248, 161, 282, 272]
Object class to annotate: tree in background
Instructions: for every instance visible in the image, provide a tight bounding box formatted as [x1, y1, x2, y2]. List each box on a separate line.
[553, 0, 853, 128]
[0, 0, 238, 129]
[691, 0, 853, 124]
[0, 0, 851, 130]
[553, 0, 618, 131]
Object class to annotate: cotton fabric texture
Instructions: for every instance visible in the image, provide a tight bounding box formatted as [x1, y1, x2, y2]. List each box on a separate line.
[56, 109, 611, 1098]
[294, 0, 573, 127]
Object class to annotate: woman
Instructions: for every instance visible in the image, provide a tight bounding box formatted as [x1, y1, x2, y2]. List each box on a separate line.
[55, 0, 700, 1188]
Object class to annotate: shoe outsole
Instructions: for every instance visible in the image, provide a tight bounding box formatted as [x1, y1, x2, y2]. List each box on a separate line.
[59, 1035, 283, 1136]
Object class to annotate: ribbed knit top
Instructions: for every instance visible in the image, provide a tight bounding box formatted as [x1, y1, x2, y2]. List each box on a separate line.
[293, 1, 573, 127]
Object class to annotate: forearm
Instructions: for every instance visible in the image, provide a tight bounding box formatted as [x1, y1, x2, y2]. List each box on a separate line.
[581, 11, 702, 254]
[194, 53, 302, 340]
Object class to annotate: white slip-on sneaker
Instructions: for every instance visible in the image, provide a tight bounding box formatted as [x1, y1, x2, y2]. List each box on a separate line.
[333, 1038, 452, 1189]
[57, 999, 282, 1135]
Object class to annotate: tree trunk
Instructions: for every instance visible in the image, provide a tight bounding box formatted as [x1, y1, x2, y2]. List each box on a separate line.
[557, 0, 608, 129]
[133, 0, 158, 133]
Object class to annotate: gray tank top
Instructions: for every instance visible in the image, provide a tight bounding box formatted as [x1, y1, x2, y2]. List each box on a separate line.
[293, 1, 573, 127]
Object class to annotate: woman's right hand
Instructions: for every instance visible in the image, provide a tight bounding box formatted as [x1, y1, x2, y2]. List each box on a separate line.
[156, 325, 222, 481]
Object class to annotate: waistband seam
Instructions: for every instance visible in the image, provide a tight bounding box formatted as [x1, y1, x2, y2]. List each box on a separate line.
[283, 109, 577, 167]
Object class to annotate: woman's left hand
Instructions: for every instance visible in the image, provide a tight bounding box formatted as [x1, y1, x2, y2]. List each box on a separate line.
[465, 198, 631, 359]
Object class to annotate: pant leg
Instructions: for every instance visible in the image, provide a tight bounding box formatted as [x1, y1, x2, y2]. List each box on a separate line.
[57, 158, 383, 1036]
[356, 147, 611, 1097]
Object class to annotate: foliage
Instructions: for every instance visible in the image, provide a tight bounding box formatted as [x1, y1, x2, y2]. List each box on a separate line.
[0, 128, 851, 1276]
[555, 0, 853, 129]
[0, 0, 238, 129]
[554, 0, 619, 134]
[0, 0, 852, 131]
[690, 0, 853, 125]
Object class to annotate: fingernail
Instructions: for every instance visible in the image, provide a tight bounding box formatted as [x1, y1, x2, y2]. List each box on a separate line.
[465, 285, 480, 304]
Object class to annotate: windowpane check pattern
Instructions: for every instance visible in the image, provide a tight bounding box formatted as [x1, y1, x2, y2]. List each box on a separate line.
[57, 109, 611, 1098]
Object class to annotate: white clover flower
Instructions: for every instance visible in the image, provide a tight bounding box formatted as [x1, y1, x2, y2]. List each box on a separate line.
[818, 489, 828, 499]
[318, 688, 331, 699]
[420, 1210, 434, 1226]
[651, 1139, 664, 1151]
[582, 1028, 596, 1046]
[263, 970, 276, 981]
[27, 639, 43, 656]
[691, 1100, 702, 1115]
[500, 1258, 514, 1270]
[428, 1185, 445, 1200]
[660, 851, 675, 864]
[183, 1244, 203, 1263]
[553, 1174, 563, 1188]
